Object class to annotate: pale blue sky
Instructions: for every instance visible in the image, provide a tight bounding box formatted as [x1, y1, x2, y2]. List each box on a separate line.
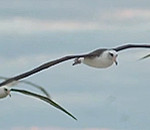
[0, 0, 150, 130]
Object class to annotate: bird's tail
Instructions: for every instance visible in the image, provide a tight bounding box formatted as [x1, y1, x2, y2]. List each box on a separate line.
[72, 58, 81, 66]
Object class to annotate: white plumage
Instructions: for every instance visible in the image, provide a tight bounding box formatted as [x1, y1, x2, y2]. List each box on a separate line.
[82, 50, 118, 68]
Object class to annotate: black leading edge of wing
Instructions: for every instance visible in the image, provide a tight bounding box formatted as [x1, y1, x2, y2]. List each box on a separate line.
[1, 44, 150, 87]
[0, 54, 94, 87]
[113, 44, 150, 52]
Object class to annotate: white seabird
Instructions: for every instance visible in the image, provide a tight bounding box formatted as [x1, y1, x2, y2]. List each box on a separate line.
[72, 44, 150, 68]
[0, 43, 149, 121]
[0, 44, 150, 87]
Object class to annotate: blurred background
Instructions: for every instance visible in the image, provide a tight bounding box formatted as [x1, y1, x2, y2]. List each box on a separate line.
[0, 0, 150, 130]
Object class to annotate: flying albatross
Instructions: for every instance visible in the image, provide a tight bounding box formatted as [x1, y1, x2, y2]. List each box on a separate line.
[0, 43, 149, 120]
[0, 85, 77, 120]
[0, 44, 150, 87]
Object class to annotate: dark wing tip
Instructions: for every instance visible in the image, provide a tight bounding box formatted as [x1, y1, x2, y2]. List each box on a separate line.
[139, 54, 150, 60]
[113, 44, 150, 52]
[10, 88, 77, 121]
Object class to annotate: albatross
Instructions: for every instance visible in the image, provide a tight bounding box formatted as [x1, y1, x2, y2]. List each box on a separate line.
[0, 44, 150, 87]
[0, 43, 149, 120]
[72, 44, 150, 68]
[0, 85, 77, 120]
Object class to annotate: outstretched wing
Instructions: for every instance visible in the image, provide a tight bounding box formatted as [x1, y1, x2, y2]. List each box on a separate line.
[11, 88, 77, 120]
[0, 54, 92, 87]
[0, 76, 50, 97]
[113, 44, 150, 52]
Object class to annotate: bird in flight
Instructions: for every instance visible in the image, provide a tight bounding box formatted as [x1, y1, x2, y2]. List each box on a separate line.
[0, 43, 149, 120]
[0, 86, 77, 120]
[72, 44, 150, 68]
[0, 44, 150, 87]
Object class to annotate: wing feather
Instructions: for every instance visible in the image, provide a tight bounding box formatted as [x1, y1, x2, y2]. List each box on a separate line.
[11, 88, 77, 120]
[113, 44, 150, 52]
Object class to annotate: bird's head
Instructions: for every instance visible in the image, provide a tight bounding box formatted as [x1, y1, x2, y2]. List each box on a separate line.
[0, 87, 11, 99]
[108, 50, 118, 65]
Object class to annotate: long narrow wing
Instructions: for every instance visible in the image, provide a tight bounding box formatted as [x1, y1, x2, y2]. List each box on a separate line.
[21, 81, 50, 97]
[3, 44, 147, 86]
[0, 76, 50, 97]
[0, 54, 91, 87]
[11, 88, 77, 120]
[113, 44, 150, 52]
[139, 54, 150, 60]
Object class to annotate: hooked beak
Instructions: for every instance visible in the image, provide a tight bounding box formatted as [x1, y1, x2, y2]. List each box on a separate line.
[9, 93, 11, 97]
[8, 91, 11, 97]
[113, 56, 118, 65]
[115, 60, 118, 65]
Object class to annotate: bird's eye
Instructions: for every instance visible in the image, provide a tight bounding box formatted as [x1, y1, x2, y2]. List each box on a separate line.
[109, 53, 114, 57]
[4, 88, 8, 91]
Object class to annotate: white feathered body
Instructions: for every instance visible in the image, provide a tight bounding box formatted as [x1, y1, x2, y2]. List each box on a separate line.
[82, 50, 116, 68]
[0, 86, 9, 98]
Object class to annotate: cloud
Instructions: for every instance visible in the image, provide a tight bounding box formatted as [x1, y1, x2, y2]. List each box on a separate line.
[0, 17, 147, 35]
[0, 18, 101, 34]
[101, 9, 150, 22]
[1, 8, 150, 35]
